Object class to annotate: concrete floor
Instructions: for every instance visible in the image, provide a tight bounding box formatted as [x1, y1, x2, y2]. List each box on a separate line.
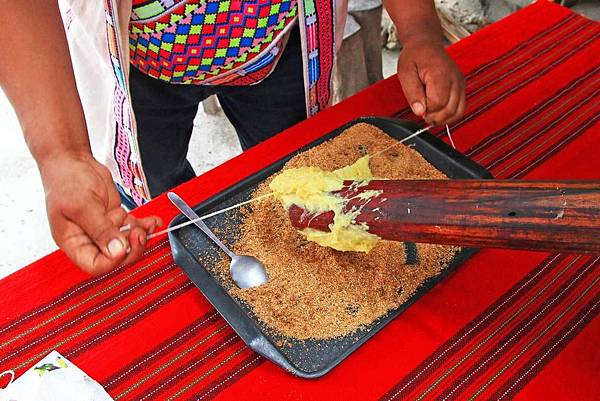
[0, 96, 56, 278]
[0, 0, 597, 279]
[572, 0, 600, 20]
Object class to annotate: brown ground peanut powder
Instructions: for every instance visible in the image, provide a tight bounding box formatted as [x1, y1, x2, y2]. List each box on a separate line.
[211, 123, 459, 340]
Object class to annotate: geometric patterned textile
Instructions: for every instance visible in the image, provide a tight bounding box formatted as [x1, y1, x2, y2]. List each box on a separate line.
[129, 0, 299, 85]
[300, 0, 335, 115]
[104, 0, 150, 204]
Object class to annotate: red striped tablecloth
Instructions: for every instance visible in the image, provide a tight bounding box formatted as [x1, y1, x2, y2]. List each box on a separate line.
[1, 2, 598, 400]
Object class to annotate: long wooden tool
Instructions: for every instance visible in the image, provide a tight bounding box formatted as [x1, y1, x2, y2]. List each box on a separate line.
[288, 180, 600, 254]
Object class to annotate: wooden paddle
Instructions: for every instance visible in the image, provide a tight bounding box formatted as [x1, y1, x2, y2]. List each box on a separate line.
[288, 180, 600, 254]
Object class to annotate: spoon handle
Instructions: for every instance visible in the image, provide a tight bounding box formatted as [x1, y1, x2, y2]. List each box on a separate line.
[167, 192, 236, 259]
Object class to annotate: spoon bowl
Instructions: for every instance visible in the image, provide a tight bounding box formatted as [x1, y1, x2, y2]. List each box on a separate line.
[230, 255, 269, 289]
[167, 192, 268, 289]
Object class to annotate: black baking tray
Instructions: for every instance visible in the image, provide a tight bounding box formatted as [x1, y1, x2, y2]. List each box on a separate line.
[169, 117, 493, 378]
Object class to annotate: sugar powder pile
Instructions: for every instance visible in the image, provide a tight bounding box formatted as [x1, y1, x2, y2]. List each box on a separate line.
[211, 123, 459, 340]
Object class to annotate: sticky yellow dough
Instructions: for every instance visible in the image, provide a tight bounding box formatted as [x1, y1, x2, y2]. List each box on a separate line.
[269, 156, 382, 252]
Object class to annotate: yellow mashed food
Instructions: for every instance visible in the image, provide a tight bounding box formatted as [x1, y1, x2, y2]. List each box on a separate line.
[269, 156, 383, 252]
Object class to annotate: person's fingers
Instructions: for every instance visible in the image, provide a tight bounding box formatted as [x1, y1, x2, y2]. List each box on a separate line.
[397, 60, 427, 117]
[119, 214, 164, 265]
[124, 215, 162, 234]
[442, 92, 466, 125]
[447, 73, 467, 124]
[98, 167, 123, 211]
[140, 216, 162, 233]
[425, 77, 462, 125]
[151, 216, 164, 233]
[40, 156, 137, 275]
[120, 226, 147, 266]
[59, 214, 159, 274]
[455, 89, 467, 122]
[61, 195, 129, 261]
[56, 220, 128, 275]
[108, 207, 128, 228]
[422, 72, 452, 125]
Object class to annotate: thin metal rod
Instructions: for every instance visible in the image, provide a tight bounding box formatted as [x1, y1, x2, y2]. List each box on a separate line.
[370, 125, 434, 158]
[146, 192, 274, 240]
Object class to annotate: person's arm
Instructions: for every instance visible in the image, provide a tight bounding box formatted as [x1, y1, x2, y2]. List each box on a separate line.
[383, 0, 466, 125]
[0, 1, 159, 275]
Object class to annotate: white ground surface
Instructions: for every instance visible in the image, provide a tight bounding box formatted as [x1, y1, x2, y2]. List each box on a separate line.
[0, 49, 399, 279]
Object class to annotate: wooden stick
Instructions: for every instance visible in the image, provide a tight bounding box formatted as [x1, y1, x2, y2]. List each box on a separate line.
[288, 180, 600, 254]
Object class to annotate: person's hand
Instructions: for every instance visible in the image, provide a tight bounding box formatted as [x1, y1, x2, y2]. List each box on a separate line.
[39, 152, 162, 275]
[396, 40, 466, 126]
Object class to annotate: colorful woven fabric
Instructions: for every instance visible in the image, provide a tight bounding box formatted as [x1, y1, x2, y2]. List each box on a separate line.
[128, 0, 299, 85]
[104, 0, 150, 204]
[300, 0, 335, 115]
[2, 2, 598, 400]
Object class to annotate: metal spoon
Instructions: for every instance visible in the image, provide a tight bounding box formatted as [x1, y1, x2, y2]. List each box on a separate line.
[168, 192, 268, 289]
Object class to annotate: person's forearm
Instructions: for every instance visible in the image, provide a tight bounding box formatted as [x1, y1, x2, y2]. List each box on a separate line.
[0, 1, 91, 167]
[382, 0, 444, 48]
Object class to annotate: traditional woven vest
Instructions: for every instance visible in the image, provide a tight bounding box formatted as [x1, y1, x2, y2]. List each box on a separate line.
[103, 0, 336, 205]
[129, 0, 299, 85]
